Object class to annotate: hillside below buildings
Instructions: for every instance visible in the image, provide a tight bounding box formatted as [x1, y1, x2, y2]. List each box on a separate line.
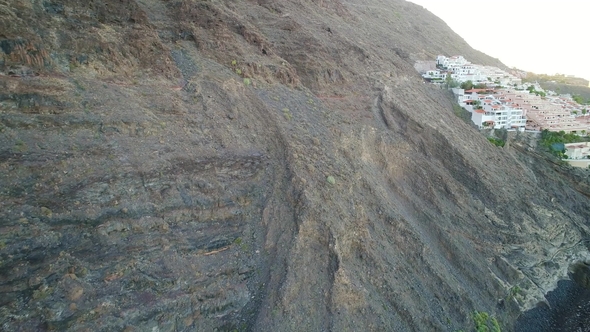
[1, 1, 590, 331]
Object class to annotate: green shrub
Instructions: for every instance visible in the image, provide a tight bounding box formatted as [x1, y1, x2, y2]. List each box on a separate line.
[473, 311, 501, 332]
[540, 129, 587, 147]
[540, 129, 590, 157]
[487, 137, 505, 147]
[282, 108, 292, 120]
[507, 285, 522, 301]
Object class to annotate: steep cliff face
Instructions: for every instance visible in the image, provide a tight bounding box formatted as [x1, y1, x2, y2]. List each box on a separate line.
[1, 0, 589, 331]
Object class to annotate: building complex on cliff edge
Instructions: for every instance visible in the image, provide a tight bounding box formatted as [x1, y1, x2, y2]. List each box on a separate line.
[455, 88, 590, 133]
[415, 55, 590, 133]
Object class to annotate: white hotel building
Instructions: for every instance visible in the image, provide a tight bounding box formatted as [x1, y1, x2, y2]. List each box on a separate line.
[456, 89, 527, 130]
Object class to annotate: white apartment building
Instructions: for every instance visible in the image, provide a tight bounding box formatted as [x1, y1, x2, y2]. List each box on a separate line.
[436, 55, 469, 68]
[422, 70, 446, 80]
[435, 55, 522, 86]
[564, 142, 590, 168]
[471, 102, 526, 130]
[455, 90, 526, 130]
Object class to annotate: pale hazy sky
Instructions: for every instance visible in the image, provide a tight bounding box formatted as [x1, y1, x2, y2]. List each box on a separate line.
[407, 0, 590, 81]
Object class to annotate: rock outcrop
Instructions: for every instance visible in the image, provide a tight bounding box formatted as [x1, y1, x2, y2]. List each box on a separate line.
[1, 0, 589, 331]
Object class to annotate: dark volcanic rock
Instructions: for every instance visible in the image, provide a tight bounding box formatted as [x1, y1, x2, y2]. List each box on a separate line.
[0, 0, 589, 331]
[515, 279, 590, 332]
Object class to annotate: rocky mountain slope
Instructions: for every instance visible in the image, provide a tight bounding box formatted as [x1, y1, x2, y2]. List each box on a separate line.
[1, 0, 589, 331]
